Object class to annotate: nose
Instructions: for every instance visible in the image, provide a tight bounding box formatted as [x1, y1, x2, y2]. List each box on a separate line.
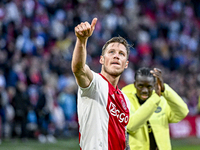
[113, 52, 120, 59]
[141, 87, 148, 93]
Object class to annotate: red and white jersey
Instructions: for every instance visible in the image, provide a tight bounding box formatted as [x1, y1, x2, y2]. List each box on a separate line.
[77, 71, 130, 150]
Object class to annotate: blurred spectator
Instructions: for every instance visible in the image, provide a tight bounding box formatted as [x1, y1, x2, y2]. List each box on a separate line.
[0, 70, 8, 143]
[57, 79, 77, 131]
[4, 86, 15, 139]
[34, 82, 56, 143]
[11, 81, 30, 140]
[51, 102, 65, 137]
[198, 94, 200, 114]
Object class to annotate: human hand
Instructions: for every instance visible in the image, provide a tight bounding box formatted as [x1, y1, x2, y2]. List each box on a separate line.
[74, 18, 97, 41]
[150, 68, 165, 96]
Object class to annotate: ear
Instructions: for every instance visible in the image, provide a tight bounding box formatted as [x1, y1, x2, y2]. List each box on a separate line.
[99, 55, 104, 65]
[124, 60, 129, 69]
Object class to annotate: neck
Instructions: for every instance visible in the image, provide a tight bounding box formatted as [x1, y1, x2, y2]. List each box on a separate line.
[100, 71, 120, 88]
[136, 94, 146, 105]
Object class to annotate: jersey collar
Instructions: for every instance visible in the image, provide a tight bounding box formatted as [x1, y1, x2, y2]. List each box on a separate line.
[99, 73, 122, 94]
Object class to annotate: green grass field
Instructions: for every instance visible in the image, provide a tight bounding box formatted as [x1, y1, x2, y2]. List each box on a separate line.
[171, 137, 200, 150]
[0, 137, 200, 150]
[0, 138, 80, 150]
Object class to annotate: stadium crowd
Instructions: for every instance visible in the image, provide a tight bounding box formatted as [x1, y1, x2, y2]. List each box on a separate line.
[0, 0, 200, 143]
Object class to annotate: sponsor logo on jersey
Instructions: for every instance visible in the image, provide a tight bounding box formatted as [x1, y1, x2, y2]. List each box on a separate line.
[109, 102, 129, 123]
[155, 106, 162, 113]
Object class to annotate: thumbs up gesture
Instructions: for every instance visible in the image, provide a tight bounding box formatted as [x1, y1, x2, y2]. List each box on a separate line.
[75, 18, 97, 40]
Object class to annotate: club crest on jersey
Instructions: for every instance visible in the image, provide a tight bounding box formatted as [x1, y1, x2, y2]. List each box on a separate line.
[155, 106, 162, 113]
[121, 99, 127, 110]
[109, 102, 129, 123]
[111, 94, 115, 100]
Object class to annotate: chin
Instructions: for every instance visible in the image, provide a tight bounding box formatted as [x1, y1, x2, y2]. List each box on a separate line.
[111, 71, 123, 77]
[103, 66, 123, 77]
[113, 69, 124, 75]
[140, 98, 146, 101]
[140, 97, 149, 101]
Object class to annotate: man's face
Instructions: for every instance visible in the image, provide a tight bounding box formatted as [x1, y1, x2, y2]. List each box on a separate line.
[100, 42, 129, 77]
[134, 75, 155, 101]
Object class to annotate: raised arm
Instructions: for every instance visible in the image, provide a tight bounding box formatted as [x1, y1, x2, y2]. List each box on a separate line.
[71, 18, 97, 88]
[127, 93, 160, 133]
[162, 84, 189, 122]
[122, 84, 161, 133]
[150, 68, 189, 122]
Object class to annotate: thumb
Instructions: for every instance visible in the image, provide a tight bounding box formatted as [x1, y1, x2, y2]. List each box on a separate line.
[91, 18, 97, 31]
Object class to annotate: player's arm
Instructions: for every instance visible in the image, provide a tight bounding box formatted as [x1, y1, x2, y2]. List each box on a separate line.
[162, 84, 189, 122]
[127, 93, 160, 133]
[151, 68, 189, 122]
[71, 18, 97, 88]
